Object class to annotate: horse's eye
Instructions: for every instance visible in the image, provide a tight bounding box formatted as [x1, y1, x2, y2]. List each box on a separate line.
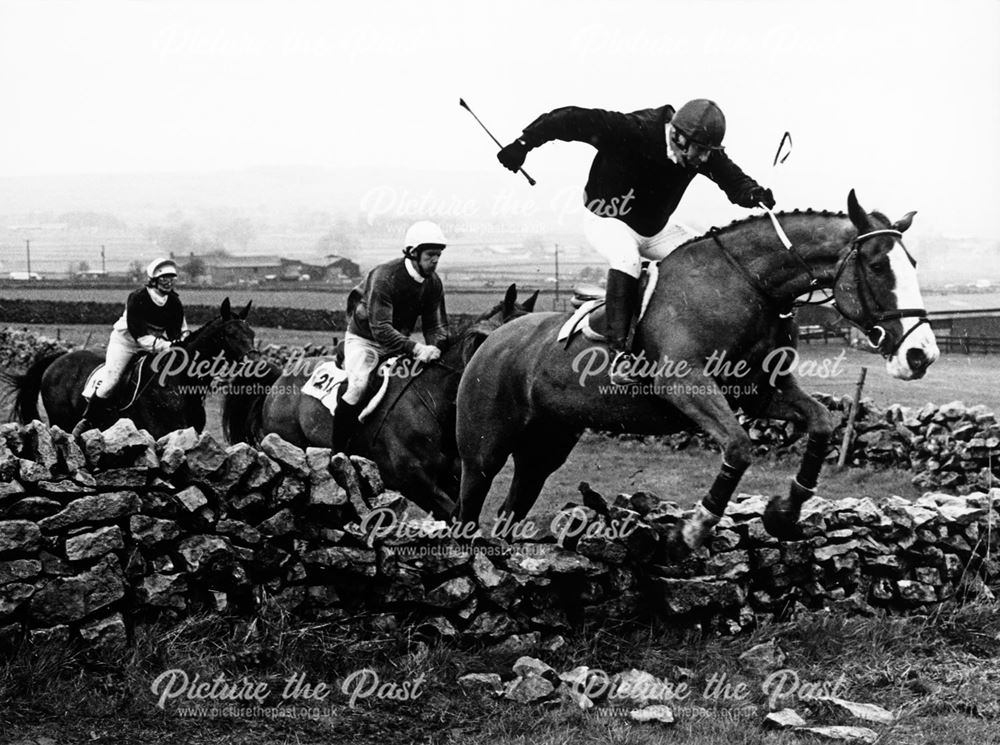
[870, 260, 890, 274]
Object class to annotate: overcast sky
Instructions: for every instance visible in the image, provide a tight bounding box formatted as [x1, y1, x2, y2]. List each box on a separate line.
[1, 0, 999, 238]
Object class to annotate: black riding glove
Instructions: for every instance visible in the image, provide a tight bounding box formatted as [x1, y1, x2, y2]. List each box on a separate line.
[497, 139, 529, 172]
[745, 187, 776, 209]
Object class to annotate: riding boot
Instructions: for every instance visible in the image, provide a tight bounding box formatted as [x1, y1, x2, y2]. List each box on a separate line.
[605, 268, 640, 385]
[71, 396, 112, 438]
[331, 394, 362, 454]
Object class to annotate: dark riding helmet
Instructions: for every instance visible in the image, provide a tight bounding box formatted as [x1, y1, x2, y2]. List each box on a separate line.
[671, 99, 726, 150]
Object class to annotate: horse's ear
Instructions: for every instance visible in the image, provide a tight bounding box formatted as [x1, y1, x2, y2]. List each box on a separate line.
[893, 211, 917, 234]
[522, 290, 539, 312]
[221, 297, 232, 320]
[847, 189, 871, 232]
[503, 284, 517, 314]
[238, 300, 253, 320]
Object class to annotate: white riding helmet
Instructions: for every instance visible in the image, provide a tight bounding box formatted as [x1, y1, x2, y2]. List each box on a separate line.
[403, 221, 447, 257]
[146, 257, 178, 280]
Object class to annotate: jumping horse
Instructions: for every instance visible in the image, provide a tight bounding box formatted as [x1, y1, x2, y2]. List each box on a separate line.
[5, 298, 255, 439]
[222, 285, 537, 519]
[455, 191, 939, 548]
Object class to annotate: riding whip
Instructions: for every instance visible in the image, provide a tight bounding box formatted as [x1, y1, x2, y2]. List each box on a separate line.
[763, 130, 794, 249]
[459, 98, 537, 186]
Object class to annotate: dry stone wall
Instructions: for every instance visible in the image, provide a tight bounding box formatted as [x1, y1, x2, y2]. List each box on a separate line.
[641, 393, 1000, 493]
[0, 419, 997, 655]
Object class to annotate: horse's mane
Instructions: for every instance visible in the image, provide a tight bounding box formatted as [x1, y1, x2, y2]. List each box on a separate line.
[675, 208, 852, 253]
[179, 313, 218, 346]
[437, 303, 503, 357]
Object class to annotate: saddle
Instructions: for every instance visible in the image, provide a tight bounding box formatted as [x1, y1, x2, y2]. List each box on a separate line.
[557, 263, 659, 347]
[82, 354, 155, 410]
[301, 355, 399, 420]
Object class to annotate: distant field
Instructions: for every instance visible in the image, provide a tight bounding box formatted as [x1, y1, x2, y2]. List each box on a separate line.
[0, 285, 560, 314]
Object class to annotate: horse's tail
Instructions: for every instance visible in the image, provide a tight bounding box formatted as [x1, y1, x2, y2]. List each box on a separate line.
[221, 358, 282, 446]
[0, 350, 64, 423]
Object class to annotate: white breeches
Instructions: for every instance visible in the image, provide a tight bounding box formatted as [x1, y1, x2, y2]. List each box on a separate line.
[342, 332, 384, 405]
[582, 210, 696, 279]
[97, 329, 142, 398]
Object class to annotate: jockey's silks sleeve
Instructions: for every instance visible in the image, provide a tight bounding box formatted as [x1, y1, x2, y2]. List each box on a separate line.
[348, 258, 446, 356]
[517, 104, 767, 237]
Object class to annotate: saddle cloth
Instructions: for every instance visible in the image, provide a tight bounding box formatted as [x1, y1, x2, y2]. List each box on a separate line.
[82, 356, 149, 408]
[557, 263, 659, 346]
[301, 357, 398, 421]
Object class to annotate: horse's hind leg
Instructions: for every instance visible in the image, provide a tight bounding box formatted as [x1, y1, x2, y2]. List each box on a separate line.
[500, 424, 583, 522]
[757, 378, 835, 539]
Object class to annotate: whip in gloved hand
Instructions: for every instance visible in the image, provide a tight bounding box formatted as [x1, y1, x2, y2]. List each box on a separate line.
[497, 139, 529, 173]
[745, 186, 776, 210]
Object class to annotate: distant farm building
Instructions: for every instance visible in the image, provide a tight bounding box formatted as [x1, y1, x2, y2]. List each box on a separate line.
[184, 254, 361, 284]
[200, 256, 286, 284]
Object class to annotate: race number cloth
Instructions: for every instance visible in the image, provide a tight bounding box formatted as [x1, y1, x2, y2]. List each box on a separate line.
[81, 357, 149, 406]
[82, 365, 107, 399]
[301, 358, 396, 420]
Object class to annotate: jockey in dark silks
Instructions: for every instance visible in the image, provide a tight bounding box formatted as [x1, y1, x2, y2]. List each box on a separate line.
[497, 99, 775, 385]
[72, 257, 189, 436]
[331, 220, 450, 454]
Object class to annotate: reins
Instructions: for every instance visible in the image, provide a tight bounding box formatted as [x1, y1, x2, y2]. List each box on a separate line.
[710, 218, 928, 360]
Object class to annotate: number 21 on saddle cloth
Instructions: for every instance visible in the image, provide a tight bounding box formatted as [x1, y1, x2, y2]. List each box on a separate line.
[300, 357, 398, 420]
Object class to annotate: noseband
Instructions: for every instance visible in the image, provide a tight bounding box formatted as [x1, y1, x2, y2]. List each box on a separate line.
[831, 228, 928, 359]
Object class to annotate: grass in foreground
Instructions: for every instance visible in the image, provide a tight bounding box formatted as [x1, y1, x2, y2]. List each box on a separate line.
[1, 601, 998, 745]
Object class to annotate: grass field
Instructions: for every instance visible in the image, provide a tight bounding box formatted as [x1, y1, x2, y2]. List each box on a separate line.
[2, 602, 997, 744]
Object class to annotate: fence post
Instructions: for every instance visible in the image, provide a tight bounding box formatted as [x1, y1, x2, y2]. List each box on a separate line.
[837, 366, 868, 468]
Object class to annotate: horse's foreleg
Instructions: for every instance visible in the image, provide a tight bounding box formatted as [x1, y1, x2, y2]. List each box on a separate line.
[757, 380, 835, 539]
[661, 386, 754, 550]
[398, 470, 457, 521]
[500, 425, 583, 522]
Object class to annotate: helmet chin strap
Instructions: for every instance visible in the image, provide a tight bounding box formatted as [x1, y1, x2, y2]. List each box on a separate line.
[404, 252, 430, 278]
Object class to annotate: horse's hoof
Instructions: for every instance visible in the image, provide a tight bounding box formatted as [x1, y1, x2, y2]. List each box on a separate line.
[762, 498, 804, 540]
[665, 523, 695, 562]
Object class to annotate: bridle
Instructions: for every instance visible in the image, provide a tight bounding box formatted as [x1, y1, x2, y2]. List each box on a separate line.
[830, 228, 929, 359]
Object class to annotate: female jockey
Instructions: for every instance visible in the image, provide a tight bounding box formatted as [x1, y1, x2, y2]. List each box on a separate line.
[72, 257, 189, 435]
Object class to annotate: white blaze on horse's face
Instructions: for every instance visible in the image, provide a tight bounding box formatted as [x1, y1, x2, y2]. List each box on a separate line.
[885, 240, 939, 380]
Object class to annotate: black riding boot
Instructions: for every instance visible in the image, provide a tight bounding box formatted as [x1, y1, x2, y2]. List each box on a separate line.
[331, 394, 362, 454]
[605, 268, 640, 385]
[71, 396, 112, 438]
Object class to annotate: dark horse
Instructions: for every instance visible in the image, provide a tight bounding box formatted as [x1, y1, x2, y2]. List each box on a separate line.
[222, 285, 537, 519]
[5, 298, 255, 439]
[456, 191, 939, 549]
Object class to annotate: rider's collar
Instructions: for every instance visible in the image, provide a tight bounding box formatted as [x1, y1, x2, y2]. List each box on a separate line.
[665, 125, 681, 166]
[146, 286, 169, 306]
[404, 257, 425, 283]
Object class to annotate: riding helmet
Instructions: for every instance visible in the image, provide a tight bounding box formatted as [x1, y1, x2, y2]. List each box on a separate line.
[403, 221, 447, 258]
[146, 257, 178, 279]
[671, 99, 726, 150]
